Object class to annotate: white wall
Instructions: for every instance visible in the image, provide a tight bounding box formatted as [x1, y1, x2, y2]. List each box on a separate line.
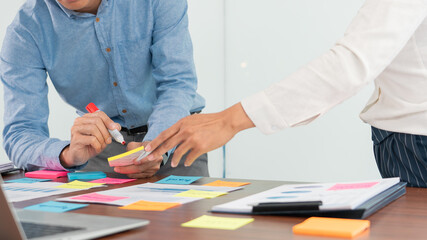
[224, 0, 381, 182]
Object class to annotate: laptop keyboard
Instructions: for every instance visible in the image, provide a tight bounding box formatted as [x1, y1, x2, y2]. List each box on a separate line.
[21, 221, 84, 239]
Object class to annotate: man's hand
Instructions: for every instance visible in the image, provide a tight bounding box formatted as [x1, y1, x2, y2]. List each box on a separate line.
[60, 111, 120, 168]
[145, 103, 255, 168]
[114, 141, 163, 178]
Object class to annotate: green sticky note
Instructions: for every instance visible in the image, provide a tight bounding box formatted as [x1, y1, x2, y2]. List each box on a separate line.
[181, 215, 254, 230]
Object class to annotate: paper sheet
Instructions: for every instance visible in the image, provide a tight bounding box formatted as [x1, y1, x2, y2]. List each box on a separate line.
[57, 182, 242, 206]
[2, 182, 85, 202]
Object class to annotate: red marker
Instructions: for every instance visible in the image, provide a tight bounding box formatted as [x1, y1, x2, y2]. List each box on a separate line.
[86, 103, 126, 145]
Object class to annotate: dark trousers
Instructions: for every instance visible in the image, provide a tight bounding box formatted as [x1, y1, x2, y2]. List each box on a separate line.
[372, 127, 427, 188]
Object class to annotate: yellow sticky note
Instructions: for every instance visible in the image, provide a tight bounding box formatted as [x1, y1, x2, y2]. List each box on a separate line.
[174, 189, 227, 199]
[56, 180, 104, 189]
[119, 200, 181, 211]
[107, 146, 146, 167]
[203, 180, 250, 187]
[182, 215, 254, 230]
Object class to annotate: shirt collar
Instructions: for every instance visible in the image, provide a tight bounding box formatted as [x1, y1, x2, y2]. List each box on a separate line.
[55, 0, 108, 18]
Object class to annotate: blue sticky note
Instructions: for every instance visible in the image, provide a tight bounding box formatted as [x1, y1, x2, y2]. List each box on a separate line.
[67, 171, 107, 180]
[5, 178, 51, 183]
[24, 201, 89, 213]
[155, 175, 202, 185]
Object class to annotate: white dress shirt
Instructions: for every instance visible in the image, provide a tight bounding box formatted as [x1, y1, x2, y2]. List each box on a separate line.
[242, 0, 427, 136]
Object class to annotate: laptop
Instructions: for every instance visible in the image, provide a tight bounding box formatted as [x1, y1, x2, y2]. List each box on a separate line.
[0, 176, 149, 240]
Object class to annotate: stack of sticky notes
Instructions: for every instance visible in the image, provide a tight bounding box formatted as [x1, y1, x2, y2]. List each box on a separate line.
[67, 171, 107, 180]
[293, 217, 370, 238]
[25, 170, 69, 179]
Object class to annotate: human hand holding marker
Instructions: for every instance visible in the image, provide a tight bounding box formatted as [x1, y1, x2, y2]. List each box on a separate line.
[59, 103, 124, 168]
[85, 103, 126, 145]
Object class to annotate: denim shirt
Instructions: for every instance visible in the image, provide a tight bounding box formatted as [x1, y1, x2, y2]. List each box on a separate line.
[0, 0, 205, 170]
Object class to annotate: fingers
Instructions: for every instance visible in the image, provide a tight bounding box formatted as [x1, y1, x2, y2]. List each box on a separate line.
[147, 131, 185, 162]
[145, 122, 180, 153]
[72, 134, 103, 154]
[74, 117, 111, 144]
[114, 160, 161, 175]
[184, 149, 204, 167]
[170, 141, 191, 168]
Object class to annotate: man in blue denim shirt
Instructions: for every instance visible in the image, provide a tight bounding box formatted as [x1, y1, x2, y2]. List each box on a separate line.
[0, 0, 208, 178]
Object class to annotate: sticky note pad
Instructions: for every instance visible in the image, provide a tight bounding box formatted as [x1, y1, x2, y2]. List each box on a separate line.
[120, 200, 181, 211]
[24, 201, 88, 213]
[107, 146, 146, 167]
[182, 215, 254, 230]
[67, 171, 107, 180]
[89, 177, 137, 184]
[5, 178, 51, 183]
[203, 180, 250, 187]
[174, 189, 227, 199]
[56, 180, 105, 189]
[293, 217, 370, 238]
[71, 193, 129, 202]
[25, 170, 69, 179]
[156, 175, 202, 185]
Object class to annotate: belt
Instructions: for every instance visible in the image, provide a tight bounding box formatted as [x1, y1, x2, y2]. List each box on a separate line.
[121, 125, 148, 135]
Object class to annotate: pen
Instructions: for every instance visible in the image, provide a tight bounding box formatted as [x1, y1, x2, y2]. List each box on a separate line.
[136, 149, 151, 162]
[83, 103, 126, 145]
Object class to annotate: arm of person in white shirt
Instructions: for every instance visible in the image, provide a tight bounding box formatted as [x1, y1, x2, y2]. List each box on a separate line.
[146, 0, 427, 167]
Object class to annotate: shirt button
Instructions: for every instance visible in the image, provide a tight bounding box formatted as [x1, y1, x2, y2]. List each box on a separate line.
[113, 82, 118, 87]
[96, 17, 100, 22]
[122, 109, 127, 113]
[106, 48, 111, 52]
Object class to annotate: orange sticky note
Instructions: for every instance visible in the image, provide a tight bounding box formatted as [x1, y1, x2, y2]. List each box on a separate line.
[293, 217, 370, 238]
[203, 180, 250, 187]
[119, 200, 181, 211]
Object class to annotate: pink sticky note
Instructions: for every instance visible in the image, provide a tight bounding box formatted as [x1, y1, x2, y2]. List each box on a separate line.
[71, 193, 129, 202]
[328, 182, 379, 191]
[89, 177, 137, 185]
[25, 170, 69, 179]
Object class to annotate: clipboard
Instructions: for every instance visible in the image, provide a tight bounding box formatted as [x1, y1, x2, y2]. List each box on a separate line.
[212, 178, 406, 219]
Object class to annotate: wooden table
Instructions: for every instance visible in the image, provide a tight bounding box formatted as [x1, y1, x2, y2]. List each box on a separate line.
[3, 171, 427, 240]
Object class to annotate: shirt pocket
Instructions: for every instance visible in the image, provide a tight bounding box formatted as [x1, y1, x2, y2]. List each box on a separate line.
[116, 36, 153, 88]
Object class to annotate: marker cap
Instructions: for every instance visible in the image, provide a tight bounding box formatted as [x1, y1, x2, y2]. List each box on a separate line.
[86, 103, 99, 113]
